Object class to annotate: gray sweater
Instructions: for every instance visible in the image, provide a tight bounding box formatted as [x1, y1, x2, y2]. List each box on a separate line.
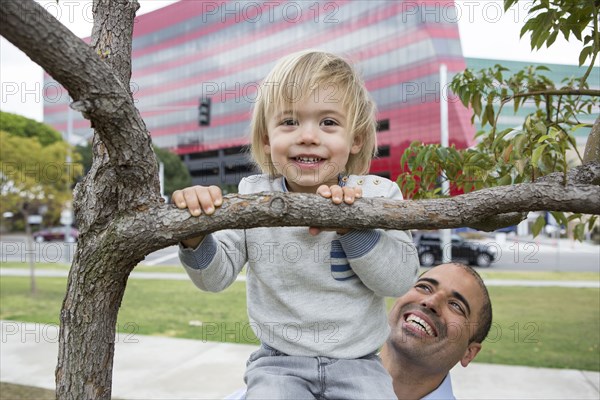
[179, 174, 419, 359]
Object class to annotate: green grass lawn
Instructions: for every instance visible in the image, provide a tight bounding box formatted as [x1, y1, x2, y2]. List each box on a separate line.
[1, 274, 598, 371]
[478, 286, 599, 371]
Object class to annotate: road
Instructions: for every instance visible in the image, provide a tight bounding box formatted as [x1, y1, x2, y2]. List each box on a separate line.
[485, 238, 599, 272]
[1, 234, 598, 272]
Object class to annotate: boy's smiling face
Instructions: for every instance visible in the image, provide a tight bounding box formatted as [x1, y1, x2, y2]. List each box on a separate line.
[264, 85, 363, 194]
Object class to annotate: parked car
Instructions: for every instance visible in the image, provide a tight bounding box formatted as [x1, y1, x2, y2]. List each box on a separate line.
[413, 232, 497, 267]
[33, 227, 78, 243]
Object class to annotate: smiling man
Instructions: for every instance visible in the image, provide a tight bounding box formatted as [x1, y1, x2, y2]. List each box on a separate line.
[382, 263, 493, 400]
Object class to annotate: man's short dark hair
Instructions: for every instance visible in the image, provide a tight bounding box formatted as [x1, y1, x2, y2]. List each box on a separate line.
[453, 263, 493, 343]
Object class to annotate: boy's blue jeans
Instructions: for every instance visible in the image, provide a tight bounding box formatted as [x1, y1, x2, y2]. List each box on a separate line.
[244, 344, 397, 399]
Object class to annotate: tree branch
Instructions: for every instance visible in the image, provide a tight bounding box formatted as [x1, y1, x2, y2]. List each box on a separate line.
[116, 163, 600, 258]
[506, 89, 600, 100]
[0, 1, 116, 102]
[0, 1, 160, 212]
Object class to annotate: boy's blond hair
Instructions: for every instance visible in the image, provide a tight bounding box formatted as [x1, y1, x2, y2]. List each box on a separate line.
[250, 50, 377, 176]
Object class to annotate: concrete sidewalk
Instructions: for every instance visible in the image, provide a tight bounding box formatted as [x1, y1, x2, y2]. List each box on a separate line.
[1, 321, 598, 399]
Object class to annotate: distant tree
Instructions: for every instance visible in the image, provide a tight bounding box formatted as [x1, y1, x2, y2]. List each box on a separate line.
[0, 130, 82, 225]
[0, 110, 62, 146]
[74, 142, 93, 174]
[153, 146, 192, 197]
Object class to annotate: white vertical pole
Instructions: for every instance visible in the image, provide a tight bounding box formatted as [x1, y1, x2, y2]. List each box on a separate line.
[159, 161, 165, 199]
[64, 106, 73, 243]
[440, 64, 452, 263]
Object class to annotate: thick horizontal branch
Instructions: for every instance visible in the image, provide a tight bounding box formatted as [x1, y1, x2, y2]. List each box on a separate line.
[119, 177, 600, 258]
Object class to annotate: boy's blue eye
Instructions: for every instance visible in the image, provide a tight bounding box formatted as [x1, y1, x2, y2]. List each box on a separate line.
[321, 119, 338, 126]
[282, 119, 298, 126]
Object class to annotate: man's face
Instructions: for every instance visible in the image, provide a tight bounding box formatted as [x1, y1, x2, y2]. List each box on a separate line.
[387, 264, 485, 370]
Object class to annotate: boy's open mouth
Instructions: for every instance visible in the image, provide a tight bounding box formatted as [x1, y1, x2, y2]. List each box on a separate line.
[293, 156, 324, 164]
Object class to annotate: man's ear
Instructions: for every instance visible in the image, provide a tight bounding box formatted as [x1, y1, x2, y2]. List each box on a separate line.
[460, 342, 482, 367]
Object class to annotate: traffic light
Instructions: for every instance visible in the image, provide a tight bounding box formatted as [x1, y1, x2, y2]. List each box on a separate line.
[199, 97, 211, 126]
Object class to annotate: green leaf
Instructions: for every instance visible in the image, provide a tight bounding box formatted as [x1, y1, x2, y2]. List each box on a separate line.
[415, 148, 426, 167]
[520, 20, 533, 39]
[535, 29, 552, 50]
[515, 159, 527, 175]
[532, 144, 548, 167]
[529, 3, 547, 13]
[436, 147, 448, 161]
[550, 211, 568, 226]
[534, 121, 547, 135]
[579, 45, 592, 66]
[584, 34, 593, 45]
[567, 213, 582, 222]
[574, 223, 585, 242]
[504, 0, 519, 12]
[537, 134, 551, 143]
[532, 215, 546, 237]
[588, 216, 598, 231]
[472, 92, 483, 116]
[492, 128, 514, 148]
[485, 104, 495, 126]
[573, 26, 583, 41]
[513, 133, 528, 157]
[513, 96, 522, 113]
[459, 89, 470, 107]
[547, 29, 559, 47]
[559, 24, 571, 40]
[498, 174, 512, 186]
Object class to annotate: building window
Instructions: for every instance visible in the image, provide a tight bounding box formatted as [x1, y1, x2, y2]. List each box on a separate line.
[377, 145, 390, 157]
[223, 146, 247, 156]
[376, 119, 390, 132]
[189, 150, 219, 160]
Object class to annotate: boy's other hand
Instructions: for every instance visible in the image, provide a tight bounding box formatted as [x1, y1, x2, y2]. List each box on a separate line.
[309, 185, 362, 236]
[316, 184, 362, 205]
[172, 185, 223, 216]
[172, 185, 222, 248]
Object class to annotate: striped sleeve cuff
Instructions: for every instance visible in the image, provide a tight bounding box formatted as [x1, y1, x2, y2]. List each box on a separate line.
[338, 229, 381, 259]
[178, 235, 218, 270]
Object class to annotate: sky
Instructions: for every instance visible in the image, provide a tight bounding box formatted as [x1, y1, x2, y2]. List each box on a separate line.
[0, 0, 592, 123]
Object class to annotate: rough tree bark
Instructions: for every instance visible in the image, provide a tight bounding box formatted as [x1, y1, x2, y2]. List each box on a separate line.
[2, 1, 159, 398]
[1, 1, 598, 399]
